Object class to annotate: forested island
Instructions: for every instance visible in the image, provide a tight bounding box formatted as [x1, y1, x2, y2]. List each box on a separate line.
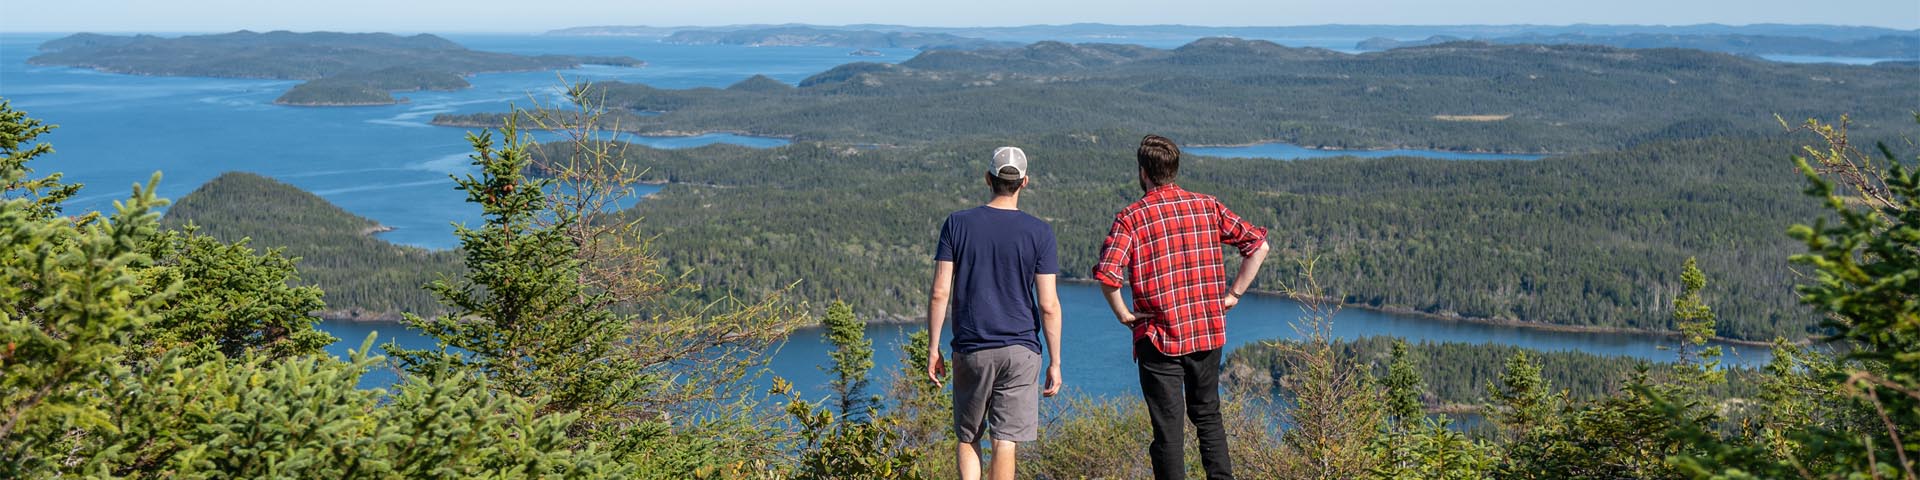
[163, 172, 460, 320]
[434, 37, 1916, 151]
[29, 31, 645, 106]
[1358, 33, 1920, 58]
[663, 26, 1019, 49]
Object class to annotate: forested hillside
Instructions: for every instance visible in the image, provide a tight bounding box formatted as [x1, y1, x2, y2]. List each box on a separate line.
[568, 133, 1820, 340]
[1224, 336, 1764, 410]
[439, 38, 1917, 151]
[162, 172, 459, 320]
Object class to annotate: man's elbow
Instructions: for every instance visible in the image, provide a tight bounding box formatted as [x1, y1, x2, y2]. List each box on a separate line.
[1040, 301, 1063, 319]
[928, 288, 950, 304]
[1248, 240, 1271, 258]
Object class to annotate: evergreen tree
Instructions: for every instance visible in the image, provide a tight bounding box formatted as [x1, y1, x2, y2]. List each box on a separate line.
[822, 300, 878, 420]
[1383, 339, 1427, 430]
[134, 227, 335, 362]
[0, 101, 80, 222]
[1670, 256, 1724, 390]
[386, 117, 662, 441]
[1487, 351, 1559, 442]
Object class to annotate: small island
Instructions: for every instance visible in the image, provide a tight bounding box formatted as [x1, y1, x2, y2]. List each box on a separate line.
[31, 30, 646, 107]
[849, 48, 884, 57]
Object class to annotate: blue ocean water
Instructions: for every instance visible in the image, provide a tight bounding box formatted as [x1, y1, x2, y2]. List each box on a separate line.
[1, 33, 852, 249]
[1, 33, 1770, 400]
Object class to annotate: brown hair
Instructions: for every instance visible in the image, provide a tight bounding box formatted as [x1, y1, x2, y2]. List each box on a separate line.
[989, 166, 1025, 196]
[1137, 134, 1180, 186]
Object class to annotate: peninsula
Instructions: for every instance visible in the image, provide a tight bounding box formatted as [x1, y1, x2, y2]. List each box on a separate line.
[30, 31, 646, 106]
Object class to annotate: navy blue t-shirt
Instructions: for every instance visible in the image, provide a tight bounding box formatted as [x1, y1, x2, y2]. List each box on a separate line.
[935, 206, 1059, 354]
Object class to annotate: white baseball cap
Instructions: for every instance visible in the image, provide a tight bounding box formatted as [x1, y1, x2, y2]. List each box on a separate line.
[991, 146, 1028, 180]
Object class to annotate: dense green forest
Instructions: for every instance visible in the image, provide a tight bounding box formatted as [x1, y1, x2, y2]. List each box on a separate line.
[438, 38, 1917, 151]
[162, 172, 459, 320]
[30, 31, 643, 106]
[544, 132, 1821, 340]
[1223, 336, 1764, 410]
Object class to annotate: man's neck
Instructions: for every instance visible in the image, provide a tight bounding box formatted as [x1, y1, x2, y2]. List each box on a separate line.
[985, 194, 1019, 210]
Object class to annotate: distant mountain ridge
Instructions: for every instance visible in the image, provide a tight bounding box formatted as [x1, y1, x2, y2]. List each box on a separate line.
[662, 26, 1020, 50]
[29, 31, 645, 106]
[549, 22, 1918, 44]
[1360, 33, 1920, 59]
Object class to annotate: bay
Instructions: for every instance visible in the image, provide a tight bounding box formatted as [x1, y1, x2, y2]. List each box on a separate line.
[321, 281, 1770, 398]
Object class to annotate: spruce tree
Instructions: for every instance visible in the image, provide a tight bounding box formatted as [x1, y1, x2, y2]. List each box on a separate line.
[1383, 339, 1426, 430]
[822, 300, 878, 420]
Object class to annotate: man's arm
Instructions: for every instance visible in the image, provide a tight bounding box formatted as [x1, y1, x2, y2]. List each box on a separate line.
[927, 260, 955, 386]
[1223, 241, 1270, 311]
[1037, 273, 1063, 397]
[1102, 282, 1151, 327]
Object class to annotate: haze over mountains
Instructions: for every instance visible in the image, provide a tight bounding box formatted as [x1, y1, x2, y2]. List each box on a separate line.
[550, 22, 1920, 58]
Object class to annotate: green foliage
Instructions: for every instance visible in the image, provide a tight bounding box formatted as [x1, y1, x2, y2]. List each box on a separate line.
[1486, 351, 1560, 442]
[881, 330, 956, 478]
[1502, 372, 1696, 480]
[1226, 336, 1766, 414]
[0, 170, 168, 474]
[823, 300, 879, 419]
[783, 381, 925, 480]
[134, 227, 335, 362]
[1370, 416, 1499, 480]
[0, 101, 79, 222]
[388, 120, 660, 443]
[1672, 257, 1725, 388]
[1657, 118, 1920, 479]
[78, 339, 627, 478]
[1384, 340, 1427, 429]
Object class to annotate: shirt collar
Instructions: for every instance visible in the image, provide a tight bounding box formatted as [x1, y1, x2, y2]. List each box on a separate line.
[1144, 183, 1182, 198]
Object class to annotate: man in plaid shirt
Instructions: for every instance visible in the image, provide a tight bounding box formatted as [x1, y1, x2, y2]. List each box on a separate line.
[1094, 134, 1270, 480]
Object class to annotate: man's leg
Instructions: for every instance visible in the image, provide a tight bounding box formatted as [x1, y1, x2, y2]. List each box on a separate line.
[957, 442, 983, 480]
[1136, 339, 1187, 480]
[1184, 348, 1233, 480]
[988, 440, 1019, 480]
[952, 349, 995, 480]
[985, 347, 1041, 480]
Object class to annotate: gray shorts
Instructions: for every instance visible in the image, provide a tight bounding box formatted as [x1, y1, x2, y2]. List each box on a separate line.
[952, 345, 1042, 443]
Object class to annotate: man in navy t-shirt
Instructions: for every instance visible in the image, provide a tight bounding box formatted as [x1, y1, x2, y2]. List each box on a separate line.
[927, 146, 1063, 480]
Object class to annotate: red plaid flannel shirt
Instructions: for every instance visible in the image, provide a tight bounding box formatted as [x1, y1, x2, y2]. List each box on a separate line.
[1094, 185, 1268, 357]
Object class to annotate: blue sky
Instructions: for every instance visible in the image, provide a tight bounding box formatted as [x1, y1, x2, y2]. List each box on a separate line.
[5, 0, 1917, 33]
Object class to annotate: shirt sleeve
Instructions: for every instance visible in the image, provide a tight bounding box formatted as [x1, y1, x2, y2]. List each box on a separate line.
[1216, 200, 1268, 257]
[1092, 214, 1134, 288]
[1036, 225, 1060, 275]
[934, 217, 955, 262]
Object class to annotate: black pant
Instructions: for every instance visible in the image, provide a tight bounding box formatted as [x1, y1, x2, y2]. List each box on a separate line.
[1137, 339, 1232, 480]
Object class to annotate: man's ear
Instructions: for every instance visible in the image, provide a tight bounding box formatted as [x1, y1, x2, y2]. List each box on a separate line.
[1020, 177, 1030, 190]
